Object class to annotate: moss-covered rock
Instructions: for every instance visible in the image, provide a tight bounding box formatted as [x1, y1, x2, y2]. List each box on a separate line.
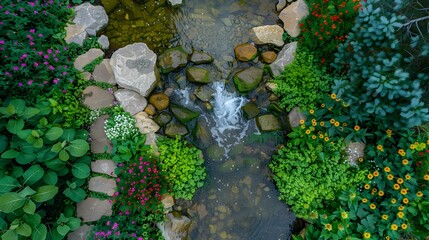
[233, 67, 263, 93]
[170, 103, 200, 123]
[186, 67, 211, 83]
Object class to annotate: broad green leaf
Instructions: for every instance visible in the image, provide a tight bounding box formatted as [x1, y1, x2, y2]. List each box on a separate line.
[42, 171, 58, 185]
[51, 142, 63, 153]
[1, 149, 19, 159]
[18, 186, 36, 198]
[16, 223, 32, 237]
[1, 230, 18, 240]
[44, 159, 66, 171]
[23, 212, 41, 228]
[22, 200, 36, 214]
[56, 225, 70, 236]
[19, 108, 40, 120]
[75, 129, 89, 140]
[66, 217, 81, 231]
[31, 224, 47, 240]
[33, 138, 44, 148]
[58, 149, 69, 161]
[0, 176, 21, 193]
[16, 152, 36, 165]
[45, 127, 63, 141]
[38, 117, 48, 127]
[0, 107, 12, 117]
[23, 165, 44, 186]
[10, 166, 24, 179]
[66, 139, 89, 157]
[71, 163, 90, 179]
[0, 218, 7, 231]
[10, 100, 26, 115]
[17, 129, 31, 140]
[6, 119, 24, 134]
[6, 104, 16, 115]
[0, 135, 8, 153]
[32, 185, 58, 203]
[0, 192, 26, 213]
[61, 129, 75, 141]
[63, 187, 86, 202]
[35, 101, 51, 115]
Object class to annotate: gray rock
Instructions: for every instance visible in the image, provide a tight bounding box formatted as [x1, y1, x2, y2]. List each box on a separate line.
[74, 48, 105, 72]
[193, 118, 213, 149]
[158, 213, 192, 240]
[88, 176, 117, 196]
[110, 43, 159, 97]
[82, 86, 114, 110]
[345, 142, 365, 166]
[134, 112, 160, 134]
[67, 224, 93, 240]
[158, 46, 189, 74]
[154, 112, 173, 127]
[186, 67, 210, 83]
[270, 41, 297, 77]
[73, 3, 108, 36]
[190, 50, 213, 64]
[279, 0, 309, 37]
[92, 59, 116, 85]
[276, 0, 287, 11]
[64, 24, 88, 45]
[168, 0, 183, 7]
[114, 89, 147, 115]
[287, 106, 306, 128]
[76, 198, 113, 222]
[256, 114, 283, 132]
[194, 85, 214, 102]
[98, 35, 110, 50]
[206, 144, 224, 161]
[90, 115, 113, 154]
[91, 159, 117, 177]
[249, 25, 284, 47]
[242, 102, 260, 119]
[170, 104, 200, 123]
[165, 122, 189, 138]
[233, 67, 263, 93]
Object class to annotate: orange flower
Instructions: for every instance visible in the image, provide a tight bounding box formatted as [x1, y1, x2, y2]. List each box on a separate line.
[397, 178, 404, 184]
[417, 191, 423, 197]
[402, 159, 409, 165]
[373, 171, 379, 177]
[384, 167, 390, 172]
[325, 223, 332, 231]
[397, 211, 404, 218]
[378, 190, 384, 197]
[332, 24, 337, 29]
[354, 125, 360, 131]
[403, 198, 409, 204]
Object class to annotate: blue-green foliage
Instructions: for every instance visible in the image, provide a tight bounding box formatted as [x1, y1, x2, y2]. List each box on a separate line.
[332, 0, 429, 129]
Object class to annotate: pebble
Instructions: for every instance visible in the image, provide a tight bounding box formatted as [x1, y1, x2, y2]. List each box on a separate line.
[264, 187, 270, 192]
[219, 231, 228, 239]
[208, 194, 217, 200]
[231, 186, 239, 194]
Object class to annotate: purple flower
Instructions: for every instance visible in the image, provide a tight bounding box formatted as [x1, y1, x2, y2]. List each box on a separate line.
[28, 80, 33, 85]
[112, 223, 119, 230]
[18, 82, 23, 87]
[21, 63, 27, 67]
[29, 42, 34, 46]
[0, 40, 5, 45]
[30, 29, 35, 33]
[38, 51, 43, 56]
[5, 11, 9, 15]
[47, 49, 52, 54]
[106, 221, 111, 226]
[48, 65, 55, 70]
[53, 78, 58, 84]
[38, 33, 43, 37]
[13, 66, 19, 71]
[62, 71, 67, 75]
[21, 53, 27, 59]
[34, 11, 38, 14]
[28, 2, 35, 7]
[43, 81, 48, 85]
[33, 62, 39, 67]
[43, 55, 48, 59]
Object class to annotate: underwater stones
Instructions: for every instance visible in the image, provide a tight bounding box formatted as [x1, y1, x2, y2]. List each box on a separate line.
[91, 159, 117, 177]
[164, 122, 189, 138]
[270, 41, 297, 77]
[134, 112, 160, 134]
[82, 86, 114, 110]
[168, 0, 183, 7]
[149, 93, 170, 111]
[193, 118, 213, 149]
[186, 67, 211, 83]
[279, 0, 309, 37]
[206, 144, 224, 161]
[256, 114, 283, 132]
[158, 46, 189, 74]
[345, 142, 366, 166]
[249, 25, 284, 47]
[261, 51, 278, 64]
[170, 104, 200, 123]
[92, 59, 116, 85]
[101, 0, 119, 14]
[74, 48, 105, 72]
[90, 115, 113, 154]
[287, 106, 306, 128]
[242, 102, 260, 119]
[114, 89, 148, 115]
[154, 112, 173, 127]
[158, 213, 191, 240]
[219, 160, 237, 173]
[73, 3, 109, 36]
[190, 50, 214, 64]
[110, 43, 159, 97]
[233, 66, 263, 93]
[88, 176, 117, 196]
[234, 43, 257, 62]
[194, 85, 214, 102]
[76, 198, 113, 222]
[64, 24, 88, 45]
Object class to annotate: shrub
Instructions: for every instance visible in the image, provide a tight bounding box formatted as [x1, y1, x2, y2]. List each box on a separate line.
[105, 108, 139, 141]
[157, 136, 206, 200]
[271, 50, 333, 112]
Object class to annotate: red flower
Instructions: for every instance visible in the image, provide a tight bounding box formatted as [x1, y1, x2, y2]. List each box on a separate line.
[332, 24, 337, 29]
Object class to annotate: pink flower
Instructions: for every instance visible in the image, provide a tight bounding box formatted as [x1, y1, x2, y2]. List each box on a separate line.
[13, 66, 19, 71]
[28, 2, 35, 7]
[33, 62, 39, 67]
[106, 221, 111, 226]
[38, 34, 43, 37]
[18, 82, 23, 87]
[0, 40, 4, 44]
[27, 80, 33, 85]
[53, 79, 59, 84]
[21, 63, 26, 67]
[5, 11, 10, 15]
[112, 223, 118, 230]
[29, 29, 35, 33]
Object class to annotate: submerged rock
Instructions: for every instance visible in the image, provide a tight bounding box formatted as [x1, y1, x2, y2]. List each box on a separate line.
[158, 46, 189, 74]
[170, 104, 200, 123]
[190, 50, 214, 64]
[279, 0, 309, 37]
[149, 93, 170, 110]
[168, 0, 183, 7]
[242, 102, 260, 119]
[101, 0, 119, 14]
[110, 43, 159, 97]
[234, 43, 257, 62]
[194, 85, 215, 102]
[206, 144, 224, 161]
[249, 25, 284, 47]
[233, 66, 263, 93]
[186, 67, 211, 83]
[154, 112, 173, 127]
[256, 114, 283, 132]
[193, 118, 214, 149]
[270, 41, 297, 77]
[165, 122, 189, 138]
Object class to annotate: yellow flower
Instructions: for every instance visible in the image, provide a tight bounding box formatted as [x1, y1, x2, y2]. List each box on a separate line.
[391, 224, 398, 231]
[397, 212, 404, 218]
[402, 159, 408, 165]
[370, 203, 376, 210]
[401, 224, 407, 230]
[373, 171, 379, 177]
[424, 174, 429, 181]
[386, 236, 391, 240]
[397, 178, 404, 184]
[410, 144, 416, 149]
[354, 125, 360, 131]
[367, 173, 374, 180]
[299, 119, 305, 125]
[378, 190, 384, 197]
[325, 223, 332, 231]
[417, 191, 423, 197]
[341, 211, 348, 219]
[387, 174, 394, 180]
[309, 109, 315, 114]
[342, 122, 347, 127]
[398, 149, 406, 156]
[311, 135, 317, 140]
[321, 103, 325, 108]
[312, 121, 317, 126]
[319, 121, 325, 127]
[362, 198, 368, 203]
[330, 93, 337, 99]
[400, 189, 408, 195]
[393, 184, 400, 190]
[427, 139, 429, 145]
[330, 118, 335, 124]
[386, 129, 392, 136]
[398, 205, 405, 211]
[391, 198, 397, 204]
[382, 214, 388, 220]
[403, 198, 409, 204]
[364, 184, 370, 190]
[363, 232, 371, 239]
[324, 137, 329, 142]
[319, 134, 324, 139]
[338, 223, 344, 231]
[305, 129, 311, 134]
[405, 174, 411, 180]
[377, 145, 384, 152]
[384, 167, 390, 172]
[358, 157, 364, 162]
[372, 188, 378, 194]
[334, 121, 340, 127]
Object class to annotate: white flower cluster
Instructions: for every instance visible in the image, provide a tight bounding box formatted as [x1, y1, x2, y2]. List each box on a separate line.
[104, 113, 139, 140]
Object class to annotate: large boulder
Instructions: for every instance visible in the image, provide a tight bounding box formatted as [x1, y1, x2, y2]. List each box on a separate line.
[73, 3, 108, 36]
[158, 46, 189, 74]
[193, 118, 213, 149]
[158, 213, 191, 240]
[249, 25, 284, 47]
[276, 0, 287, 11]
[110, 43, 159, 97]
[165, 122, 189, 137]
[190, 50, 213, 64]
[256, 114, 283, 132]
[149, 93, 170, 111]
[233, 67, 263, 93]
[270, 41, 297, 77]
[186, 67, 211, 83]
[134, 112, 160, 134]
[170, 104, 200, 123]
[279, 0, 309, 37]
[64, 24, 88, 45]
[114, 89, 147, 115]
[234, 43, 257, 62]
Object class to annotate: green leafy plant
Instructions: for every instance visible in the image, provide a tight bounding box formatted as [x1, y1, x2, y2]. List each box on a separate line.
[105, 108, 140, 141]
[157, 136, 206, 200]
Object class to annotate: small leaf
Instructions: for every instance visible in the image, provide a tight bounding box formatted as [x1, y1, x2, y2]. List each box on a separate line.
[1, 149, 19, 159]
[17, 129, 31, 140]
[33, 138, 44, 148]
[63, 188, 86, 202]
[45, 127, 64, 141]
[42, 171, 58, 185]
[19, 107, 40, 120]
[0, 192, 26, 213]
[18, 186, 36, 198]
[67, 139, 89, 157]
[61, 129, 76, 141]
[0, 135, 8, 153]
[58, 149, 69, 161]
[44, 159, 66, 171]
[22, 165, 45, 186]
[1, 230, 18, 240]
[32, 185, 58, 203]
[10, 99, 26, 114]
[51, 142, 63, 153]
[56, 225, 70, 236]
[22, 200, 36, 214]
[0, 176, 21, 193]
[6, 119, 24, 134]
[66, 218, 81, 231]
[31, 224, 47, 240]
[16, 223, 32, 237]
[71, 163, 90, 179]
